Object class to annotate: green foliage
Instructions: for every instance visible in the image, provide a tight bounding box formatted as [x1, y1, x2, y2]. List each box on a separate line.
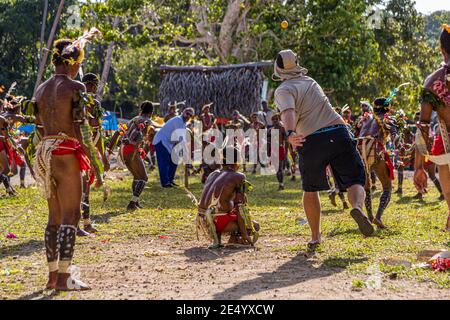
[0, 0, 447, 118]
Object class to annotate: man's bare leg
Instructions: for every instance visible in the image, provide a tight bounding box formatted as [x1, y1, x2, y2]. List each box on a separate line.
[45, 183, 61, 289]
[124, 154, 147, 211]
[438, 165, 450, 231]
[303, 191, 321, 244]
[52, 155, 89, 291]
[348, 184, 374, 236]
[0, 151, 14, 195]
[374, 160, 392, 229]
[79, 174, 97, 235]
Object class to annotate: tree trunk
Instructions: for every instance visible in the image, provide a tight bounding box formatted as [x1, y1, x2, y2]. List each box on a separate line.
[33, 0, 65, 97]
[218, 0, 244, 61]
[96, 16, 120, 99]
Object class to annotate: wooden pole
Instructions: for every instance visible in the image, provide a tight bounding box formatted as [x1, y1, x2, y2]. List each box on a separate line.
[96, 16, 120, 99]
[39, 0, 49, 60]
[33, 0, 65, 97]
[184, 164, 189, 188]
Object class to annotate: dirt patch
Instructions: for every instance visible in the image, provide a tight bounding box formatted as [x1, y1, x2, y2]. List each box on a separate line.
[12, 236, 450, 300]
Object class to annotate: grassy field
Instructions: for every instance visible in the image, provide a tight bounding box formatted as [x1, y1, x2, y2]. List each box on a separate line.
[0, 169, 449, 300]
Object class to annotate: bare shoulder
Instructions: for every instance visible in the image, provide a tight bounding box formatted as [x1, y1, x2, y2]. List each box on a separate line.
[67, 78, 86, 92]
[205, 170, 220, 185]
[424, 67, 445, 89]
[233, 171, 246, 182]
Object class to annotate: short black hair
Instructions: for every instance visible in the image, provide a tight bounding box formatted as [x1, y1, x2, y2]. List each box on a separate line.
[82, 73, 99, 86]
[140, 101, 154, 115]
[440, 28, 450, 55]
[373, 97, 389, 114]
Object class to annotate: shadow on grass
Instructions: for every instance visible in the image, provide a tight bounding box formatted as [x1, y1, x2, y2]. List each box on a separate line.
[327, 227, 401, 238]
[212, 251, 359, 299]
[0, 239, 43, 259]
[183, 246, 252, 263]
[93, 210, 127, 224]
[395, 195, 426, 205]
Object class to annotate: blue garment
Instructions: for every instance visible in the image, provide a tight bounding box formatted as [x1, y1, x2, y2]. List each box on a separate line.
[153, 116, 186, 154]
[155, 142, 178, 187]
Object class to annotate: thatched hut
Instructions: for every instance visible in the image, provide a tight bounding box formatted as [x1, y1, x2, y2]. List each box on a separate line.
[158, 62, 272, 118]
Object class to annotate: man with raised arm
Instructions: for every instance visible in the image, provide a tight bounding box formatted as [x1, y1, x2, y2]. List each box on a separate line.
[274, 49, 373, 249]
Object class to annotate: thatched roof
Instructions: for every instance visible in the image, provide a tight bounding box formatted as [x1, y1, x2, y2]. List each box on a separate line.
[158, 61, 271, 118]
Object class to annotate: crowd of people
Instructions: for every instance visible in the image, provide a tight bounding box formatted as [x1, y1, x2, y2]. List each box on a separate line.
[0, 24, 449, 291]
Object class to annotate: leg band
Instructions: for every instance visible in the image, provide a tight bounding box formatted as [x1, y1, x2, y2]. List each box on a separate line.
[398, 170, 404, 189]
[432, 177, 443, 194]
[58, 225, 77, 266]
[132, 180, 146, 198]
[81, 193, 90, 220]
[365, 191, 373, 220]
[376, 190, 391, 219]
[44, 225, 59, 264]
[19, 166, 26, 181]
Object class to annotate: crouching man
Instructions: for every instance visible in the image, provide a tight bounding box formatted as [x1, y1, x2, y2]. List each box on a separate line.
[196, 146, 259, 248]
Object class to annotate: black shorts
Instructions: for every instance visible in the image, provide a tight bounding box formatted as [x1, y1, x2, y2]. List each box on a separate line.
[297, 126, 365, 192]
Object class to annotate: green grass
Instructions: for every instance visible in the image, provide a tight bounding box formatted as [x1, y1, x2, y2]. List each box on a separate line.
[0, 170, 449, 299]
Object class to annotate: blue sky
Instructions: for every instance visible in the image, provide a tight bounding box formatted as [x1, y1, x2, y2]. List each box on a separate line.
[414, 0, 448, 14]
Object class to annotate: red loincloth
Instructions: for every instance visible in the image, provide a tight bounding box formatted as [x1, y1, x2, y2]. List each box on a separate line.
[279, 146, 286, 161]
[0, 140, 14, 166]
[214, 210, 238, 233]
[431, 134, 450, 156]
[123, 144, 147, 159]
[384, 152, 395, 180]
[52, 139, 91, 172]
[11, 149, 24, 167]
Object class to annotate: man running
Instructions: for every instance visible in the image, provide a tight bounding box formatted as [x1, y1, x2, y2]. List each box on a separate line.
[121, 101, 156, 210]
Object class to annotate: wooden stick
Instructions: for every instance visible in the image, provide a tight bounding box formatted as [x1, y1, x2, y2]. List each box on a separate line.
[97, 16, 120, 99]
[39, 0, 49, 60]
[33, 0, 65, 97]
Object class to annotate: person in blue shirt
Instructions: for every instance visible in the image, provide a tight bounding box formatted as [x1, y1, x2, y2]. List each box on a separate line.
[153, 107, 194, 187]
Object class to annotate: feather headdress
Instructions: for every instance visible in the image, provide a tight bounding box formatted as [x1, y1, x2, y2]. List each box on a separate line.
[54, 28, 102, 65]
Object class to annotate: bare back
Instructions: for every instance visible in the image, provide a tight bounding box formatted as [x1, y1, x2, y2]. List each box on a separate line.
[34, 75, 85, 138]
[199, 169, 245, 213]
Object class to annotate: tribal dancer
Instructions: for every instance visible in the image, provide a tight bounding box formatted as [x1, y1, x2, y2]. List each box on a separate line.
[77, 73, 110, 236]
[198, 103, 219, 183]
[357, 98, 395, 229]
[196, 146, 259, 248]
[34, 34, 103, 291]
[270, 113, 287, 190]
[0, 96, 33, 194]
[164, 101, 182, 123]
[249, 112, 265, 174]
[414, 24, 450, 232]
[121, 101, 156, 211]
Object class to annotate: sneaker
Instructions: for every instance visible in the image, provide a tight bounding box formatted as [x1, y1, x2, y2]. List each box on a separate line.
[350, 208, 374, 236]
